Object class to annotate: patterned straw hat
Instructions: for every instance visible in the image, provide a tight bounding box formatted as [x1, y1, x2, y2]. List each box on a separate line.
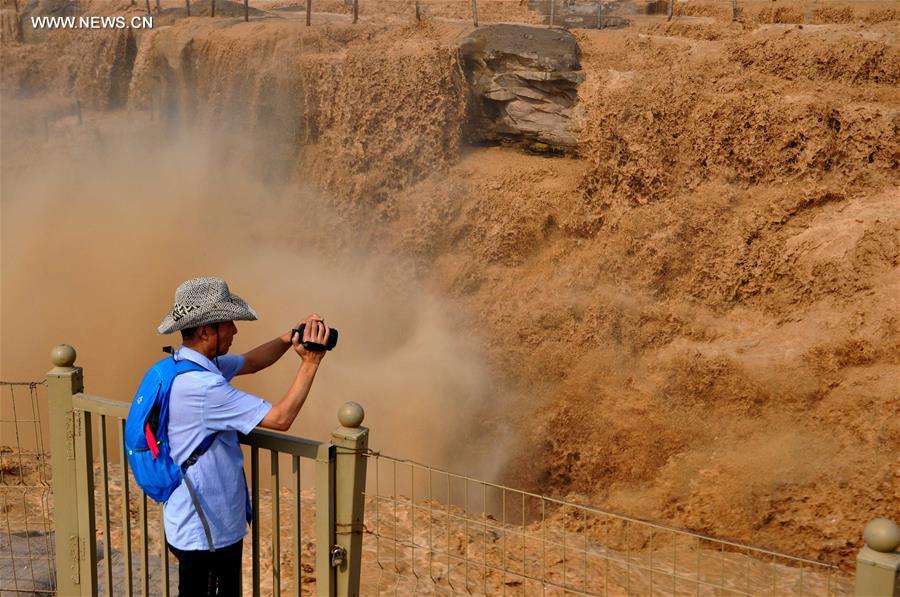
[158, 277, 258, 334]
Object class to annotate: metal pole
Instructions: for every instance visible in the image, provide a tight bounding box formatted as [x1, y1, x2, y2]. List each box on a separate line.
[415, 0, 420, 21]
[352, 0, 358, 23]
[471, 0, 477, 27]
[185, 0, 190, 16]
[155, 0, 160, 11]
[211, 0, 216, 17]
[47, 345, 89, 596]
[244, 0, 249, 21]
[549, 0, 554, 26]
[332, 403, 369, 596]
[596, 3, 601, 29]
[306, 0, 311, 25]
[315, 443, 336, 596]
[145, 0, 150, 15]
[667, 0, 673, 21]
[855, 518, 900, 597]
[732, 0, 737, 21]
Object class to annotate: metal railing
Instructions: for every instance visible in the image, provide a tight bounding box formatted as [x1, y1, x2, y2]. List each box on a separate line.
[42, 343, 368, 596]
[361, 454, 855, 596]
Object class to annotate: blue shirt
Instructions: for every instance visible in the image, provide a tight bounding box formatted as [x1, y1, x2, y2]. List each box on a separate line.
[163, 346, 272, 551]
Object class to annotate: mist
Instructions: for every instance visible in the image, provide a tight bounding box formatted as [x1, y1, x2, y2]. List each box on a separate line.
[0, 113, 506, 479]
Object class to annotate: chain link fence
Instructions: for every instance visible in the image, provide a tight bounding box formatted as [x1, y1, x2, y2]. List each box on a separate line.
[0, 380, 56, 595]
[360, 453, 853, 595]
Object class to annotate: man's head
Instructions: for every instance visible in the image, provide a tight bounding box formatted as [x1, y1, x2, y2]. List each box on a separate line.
[158, 278, 257, 354]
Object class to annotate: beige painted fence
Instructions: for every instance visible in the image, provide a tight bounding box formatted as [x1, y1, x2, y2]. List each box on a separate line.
[2, 345, 898, 595]
[40, 343, 367, 596]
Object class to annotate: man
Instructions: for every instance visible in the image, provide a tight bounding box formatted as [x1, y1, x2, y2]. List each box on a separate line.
[157, 276, 330, 596]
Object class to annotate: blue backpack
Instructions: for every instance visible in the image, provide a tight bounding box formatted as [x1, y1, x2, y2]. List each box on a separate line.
[125, 355, 219, 549]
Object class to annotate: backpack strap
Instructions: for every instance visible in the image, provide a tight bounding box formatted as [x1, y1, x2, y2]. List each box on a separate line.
[178, 469, 217, 552]
[181, 431, 220, 469]
[179, 430, 220, 551]
[169, 354, 220, 551]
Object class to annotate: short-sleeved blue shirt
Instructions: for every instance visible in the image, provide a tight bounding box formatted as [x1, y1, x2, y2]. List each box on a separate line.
[163, 346, 272, 551]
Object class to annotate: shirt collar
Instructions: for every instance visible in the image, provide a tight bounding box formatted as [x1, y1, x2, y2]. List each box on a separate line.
[174, 345, 221, 375]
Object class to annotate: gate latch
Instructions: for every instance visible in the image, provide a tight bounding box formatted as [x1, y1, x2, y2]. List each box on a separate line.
[330, 545, 346, 568]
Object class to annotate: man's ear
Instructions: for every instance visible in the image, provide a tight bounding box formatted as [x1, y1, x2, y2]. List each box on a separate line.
[195, 324, 213, 341]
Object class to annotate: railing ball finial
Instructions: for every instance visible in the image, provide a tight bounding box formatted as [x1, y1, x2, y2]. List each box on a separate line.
[337, 401, 364, 428]
[50, 344, 77, 368]
[863, 518, 900, 553]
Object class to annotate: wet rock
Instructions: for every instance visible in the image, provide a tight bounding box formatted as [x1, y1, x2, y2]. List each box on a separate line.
[20, 0, 77, 42]
[458, 24, 584, 149]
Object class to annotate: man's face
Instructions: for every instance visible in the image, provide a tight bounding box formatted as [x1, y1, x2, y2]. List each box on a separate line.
[196, 321, 237, 355]
[214, 321, 238, 355]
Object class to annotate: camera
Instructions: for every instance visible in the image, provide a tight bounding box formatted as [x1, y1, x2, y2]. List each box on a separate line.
[291, 323, 338, 351]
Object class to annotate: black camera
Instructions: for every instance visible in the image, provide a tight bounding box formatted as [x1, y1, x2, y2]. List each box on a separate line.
[291, 323, 338, 351]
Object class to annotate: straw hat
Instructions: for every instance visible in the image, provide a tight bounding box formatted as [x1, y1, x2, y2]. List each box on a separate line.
[158, 277, 258, 334]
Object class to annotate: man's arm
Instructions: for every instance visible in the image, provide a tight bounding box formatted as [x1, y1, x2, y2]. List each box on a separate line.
[258, 320, 330, 432]
[238, 314, 322, 375]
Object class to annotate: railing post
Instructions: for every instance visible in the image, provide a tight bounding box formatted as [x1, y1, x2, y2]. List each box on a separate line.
[73, 405, 98, 593]
[47, 344, 94, 596]
[331, 402, 368, 596]
[855, 518, 900, 597]
[315, 442, 336, 596]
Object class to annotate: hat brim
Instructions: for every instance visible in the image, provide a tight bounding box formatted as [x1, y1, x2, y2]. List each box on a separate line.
[157, 293, 258, 334]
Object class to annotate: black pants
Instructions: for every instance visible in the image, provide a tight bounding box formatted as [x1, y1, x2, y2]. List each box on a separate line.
[168, 539, 242, 597]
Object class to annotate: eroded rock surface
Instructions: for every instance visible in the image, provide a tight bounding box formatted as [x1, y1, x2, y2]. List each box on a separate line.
[459, 24, 584, 149]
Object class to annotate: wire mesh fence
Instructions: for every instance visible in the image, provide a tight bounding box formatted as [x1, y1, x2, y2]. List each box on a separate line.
[0, 380, 56, 595]
[0, 373, 868, 595]
[360, 453, 853, 596]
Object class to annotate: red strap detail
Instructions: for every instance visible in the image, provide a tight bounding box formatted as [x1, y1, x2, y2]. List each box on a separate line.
[144, 423, 160, 459]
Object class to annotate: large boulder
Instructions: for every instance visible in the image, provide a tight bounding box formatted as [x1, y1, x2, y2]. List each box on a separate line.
[458, 24, 584, 149]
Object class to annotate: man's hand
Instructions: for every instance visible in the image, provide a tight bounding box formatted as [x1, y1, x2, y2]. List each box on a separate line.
[280, 314, 322, 344]
[290, 315, 330, 363]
